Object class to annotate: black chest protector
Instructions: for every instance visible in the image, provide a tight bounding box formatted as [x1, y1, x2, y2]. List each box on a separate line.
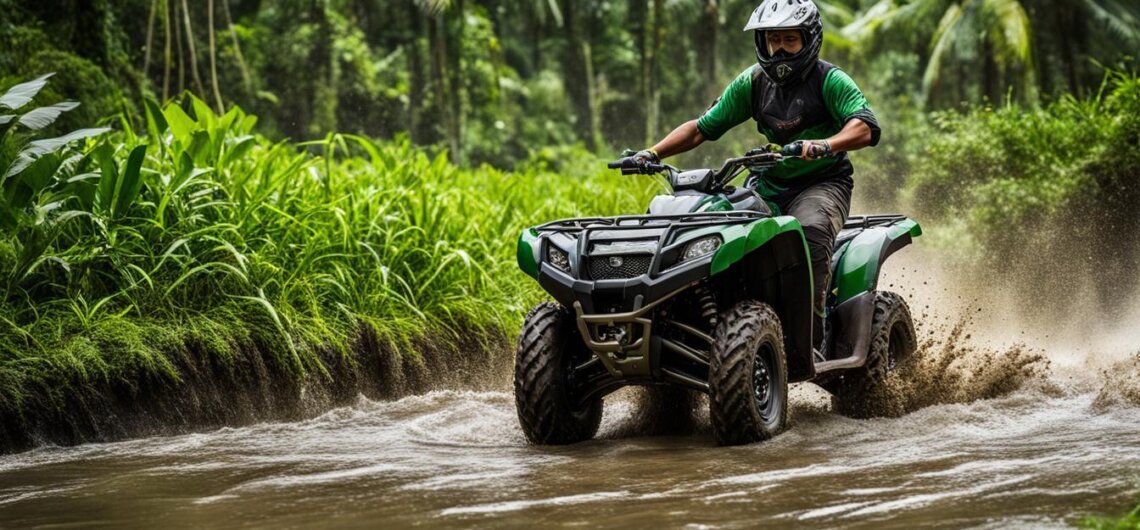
[750, 60, 834, 144]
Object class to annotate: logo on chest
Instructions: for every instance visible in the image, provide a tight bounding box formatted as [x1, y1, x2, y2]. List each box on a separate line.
[772, 115, 803, 130]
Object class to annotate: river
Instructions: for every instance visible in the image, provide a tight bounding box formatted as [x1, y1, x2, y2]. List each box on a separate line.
[1, 257, 1138, 528]
[0, 380, 1137, 528]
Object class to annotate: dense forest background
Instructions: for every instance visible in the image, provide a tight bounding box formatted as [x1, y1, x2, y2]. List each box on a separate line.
[2, 0, 1138, 169]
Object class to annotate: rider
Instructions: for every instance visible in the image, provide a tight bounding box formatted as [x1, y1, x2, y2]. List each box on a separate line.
[625, 0, 879, 349]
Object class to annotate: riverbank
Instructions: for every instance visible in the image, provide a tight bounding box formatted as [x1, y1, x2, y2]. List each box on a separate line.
[0, 94, 652, 453]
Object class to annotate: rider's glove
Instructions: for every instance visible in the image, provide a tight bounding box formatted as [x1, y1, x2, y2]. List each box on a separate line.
[631, 148, 660, 168]
[796, 140, 832, 161]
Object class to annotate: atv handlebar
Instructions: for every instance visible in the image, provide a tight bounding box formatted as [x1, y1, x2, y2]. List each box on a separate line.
[606, 156, 676, 176]
[606, 143, 803, 188]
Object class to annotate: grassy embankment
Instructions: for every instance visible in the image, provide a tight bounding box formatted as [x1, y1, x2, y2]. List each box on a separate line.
[0, 93, 656, 448]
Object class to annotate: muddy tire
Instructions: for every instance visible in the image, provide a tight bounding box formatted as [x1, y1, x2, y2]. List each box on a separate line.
[514, 302, 603, 444]
[834, 291, 917, 418]
[708, 300, 789, 446]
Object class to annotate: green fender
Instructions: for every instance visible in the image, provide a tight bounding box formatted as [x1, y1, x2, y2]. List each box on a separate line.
[834, 219, 922, 304]
[710, 216, 810, 279]
[708, 215, 815, 381]
[517, 227, 541, 279]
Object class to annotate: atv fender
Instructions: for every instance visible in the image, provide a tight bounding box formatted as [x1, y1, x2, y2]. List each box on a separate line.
[830, 219, 921, 362]
[833, 219, 921, 304]
[517, 228, 541, 279]
[709, 216, 815, 382]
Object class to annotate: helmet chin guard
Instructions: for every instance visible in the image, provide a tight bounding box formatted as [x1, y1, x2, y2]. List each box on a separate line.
[744, 0, 823, 86]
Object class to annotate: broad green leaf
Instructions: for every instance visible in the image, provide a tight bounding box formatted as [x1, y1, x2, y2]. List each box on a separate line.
[93, 142, 117, 212]
[222, 135, 256, 166]
[190, 95, 216, 129]
[4, 128, 110, 179]
[144, 98, 168, 139]
[18, 101, 80, 130]
[0, 73, 54, 110]
[163, 103, 196, 143]
[112, 144, 147, 218]
[8, 153, 64, 210]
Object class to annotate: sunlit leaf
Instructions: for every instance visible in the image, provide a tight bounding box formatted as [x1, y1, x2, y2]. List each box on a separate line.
[0, 73, 54, 110]
[18, 101, 80, 130]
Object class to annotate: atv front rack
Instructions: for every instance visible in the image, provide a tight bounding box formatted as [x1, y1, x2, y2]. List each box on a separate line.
[538, 211, 766, 232]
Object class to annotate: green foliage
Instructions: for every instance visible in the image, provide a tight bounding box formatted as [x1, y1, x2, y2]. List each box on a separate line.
[0, 84, 656, 411]
[0, 26, 126, 133]
[1080, 500, 1140, 529]
[904, 71, 1140, 312]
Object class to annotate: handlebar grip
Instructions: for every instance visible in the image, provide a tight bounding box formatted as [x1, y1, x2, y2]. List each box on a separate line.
[607, 160, 623, 169]
[781, 142, 803, 157]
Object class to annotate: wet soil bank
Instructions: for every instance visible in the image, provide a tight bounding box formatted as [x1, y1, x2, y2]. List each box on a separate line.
[0, 325, 513, 454]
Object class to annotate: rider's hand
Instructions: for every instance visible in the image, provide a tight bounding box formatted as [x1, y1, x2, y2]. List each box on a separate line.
[631, 149, 659, 167]
[797, 140, 832, 161]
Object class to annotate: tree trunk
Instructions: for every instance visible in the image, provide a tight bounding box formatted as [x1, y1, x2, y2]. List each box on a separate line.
[428, 14, 459, 159]
[406, 1, 426, 144]
[221, 0, 254, 96]
[163, 0, 172, 100]
[645, 0, 664, 145]
[310, 0, 337, 135]
[207, 0, 224, 113]
[700, 0, 719, 103]
[173, 0, 185, 94]
[144, 0, 158, 77]
[446, 2, 464, 161]
[180, 0, 207, 97]
[562, 1, 596, 147]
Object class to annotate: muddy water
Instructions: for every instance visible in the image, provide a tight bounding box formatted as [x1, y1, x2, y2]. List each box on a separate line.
[0, 382, 1137, 529]
[2, 254, 1139, 528]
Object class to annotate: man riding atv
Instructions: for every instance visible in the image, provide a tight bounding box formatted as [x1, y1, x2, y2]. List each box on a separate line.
[512, 0, 918, 447]
[621, 0, 879, 348]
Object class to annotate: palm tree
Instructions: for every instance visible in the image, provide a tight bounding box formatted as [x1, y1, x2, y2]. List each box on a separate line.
[842, 0, 1140, 106]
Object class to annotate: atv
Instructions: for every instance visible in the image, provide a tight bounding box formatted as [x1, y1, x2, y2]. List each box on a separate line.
[513, 145, 920, 446]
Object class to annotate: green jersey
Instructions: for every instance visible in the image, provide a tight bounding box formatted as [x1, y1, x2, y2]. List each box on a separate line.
[696, 60, 879, 199]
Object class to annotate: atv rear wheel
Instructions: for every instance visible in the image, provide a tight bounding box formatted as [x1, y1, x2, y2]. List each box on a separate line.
[708, 300, 788, 446]
[514, 302, 603, 444]
[833, 291, 917, 418]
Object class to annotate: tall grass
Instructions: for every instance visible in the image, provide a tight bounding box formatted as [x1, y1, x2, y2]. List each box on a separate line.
[0, 92, 657, 410]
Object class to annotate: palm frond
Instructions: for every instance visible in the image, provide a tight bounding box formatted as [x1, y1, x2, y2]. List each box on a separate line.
[1082, 0, 1140, 48]
[922, 3, 965, 101]
[979, 0, 1033, 73]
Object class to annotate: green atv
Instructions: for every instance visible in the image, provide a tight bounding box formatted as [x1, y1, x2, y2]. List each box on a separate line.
[513, 146, 920, 446]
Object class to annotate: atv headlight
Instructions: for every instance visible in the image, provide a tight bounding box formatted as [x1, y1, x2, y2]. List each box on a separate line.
[681, 235, 722, 262]
[547, 246, 571, 273]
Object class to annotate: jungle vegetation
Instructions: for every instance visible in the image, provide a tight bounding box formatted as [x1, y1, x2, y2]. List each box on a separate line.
[0, 0, 1138, 457]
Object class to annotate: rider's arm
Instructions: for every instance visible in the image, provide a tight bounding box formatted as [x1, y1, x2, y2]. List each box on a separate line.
[650, 67, 754, 160]
[651, 120, 705, 159]
[821, 68, 880, 152]
[824, 118, 873, 153]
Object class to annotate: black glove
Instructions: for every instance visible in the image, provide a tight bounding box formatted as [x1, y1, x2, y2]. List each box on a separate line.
[631, 149, 659, 167]
[785, 140, 832, 160]
[610, 148, 660, 174]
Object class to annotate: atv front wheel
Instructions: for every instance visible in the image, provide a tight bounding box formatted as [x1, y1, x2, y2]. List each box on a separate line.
[514, 302, 603, 444]
[833, 291, 917, 418]
[708, 300, 789, 446]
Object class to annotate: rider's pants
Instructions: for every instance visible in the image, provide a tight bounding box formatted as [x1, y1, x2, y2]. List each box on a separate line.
[772, 177, 852, 316]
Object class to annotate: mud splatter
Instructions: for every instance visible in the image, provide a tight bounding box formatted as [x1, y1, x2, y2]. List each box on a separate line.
[1092, 353, 1140, 411]
[849, 313, 1052, 418]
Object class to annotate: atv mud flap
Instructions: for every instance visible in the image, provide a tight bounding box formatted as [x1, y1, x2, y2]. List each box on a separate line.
[572, 283, 710, 393]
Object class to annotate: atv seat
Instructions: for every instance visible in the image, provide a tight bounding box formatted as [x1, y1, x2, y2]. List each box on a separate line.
[724, 186, 771, 215]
